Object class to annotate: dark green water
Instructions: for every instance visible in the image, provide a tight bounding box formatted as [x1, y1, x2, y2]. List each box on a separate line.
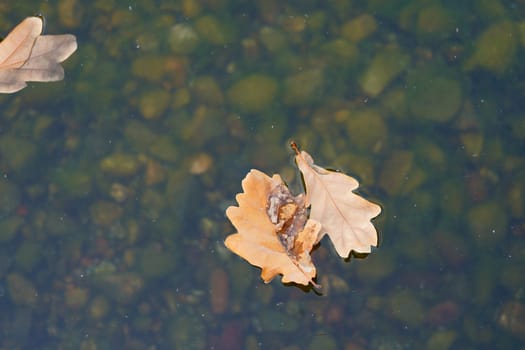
[1, 1, 524, 349]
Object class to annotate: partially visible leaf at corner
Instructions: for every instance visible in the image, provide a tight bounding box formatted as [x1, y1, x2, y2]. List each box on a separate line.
[0, 16, 77, 94]
[224, 169, 321, 286]
[0, 17, 42, 69]
[292, 144, 381, 258]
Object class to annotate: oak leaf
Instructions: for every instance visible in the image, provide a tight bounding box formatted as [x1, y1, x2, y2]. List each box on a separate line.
[225, 169, 321, 286]
[0, 16, 77, 93]
[224, 143, 381, 286]
[293, 144, 381, 257]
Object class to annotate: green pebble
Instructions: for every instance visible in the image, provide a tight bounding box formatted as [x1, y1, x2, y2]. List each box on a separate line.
[0, 179, 20, 215]
[407, 68, 462, 122]
[0, 136, 37, 173]
[257, 309, 299, 332]
[100, 153, 140, 176]
[139, 89, 171, 119]
[131, 56, 167, 82]
[7, 273, 38, 306]
[467, 201, 507, 246]
[227, 74, 278, 113]
[92, 272, 144, 304]
[320, 39, 359, 65]
[500, 264, 525, 293]
[283, 69, 324, 106]
[341, 14, 378, 42]
[416, 5, 456, 40]
[89, 201, 123, 226]
[89, 296, 110, 320]
[15, 241, 42, 271]
[140, 189, 166, 220]
[53, 167, 92, 198]
[464, 20, 517, 74]
[381, 88, 409, 121]
[124, 120, 158, 152]
[359, 47, 409, 97]
[65, 286, 89, 309]
[167, 312, 206, 350]
[388, 290, 425, 327]
[0, 216, 23, 242]
[191, 76, 224, 105]
[427, 330, 457, 350]
[259, 26, 287, 52]
[378, 151, 413, 196]
[346, 108, 388, 150]
[44, 212, 75, 236]
[148, 136, 178, 162]
[168, 23, 200, 54]
[195, 15, 236, 45]
[355, 252, 396, 283]
[139, 244, 176, 279]
[307, 333, 338, 350]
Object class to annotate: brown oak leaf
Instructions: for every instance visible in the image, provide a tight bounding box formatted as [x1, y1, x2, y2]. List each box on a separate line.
[292, 143, 381, 257]
[225, 169, 321, 286]
[0, 16, 77, 93]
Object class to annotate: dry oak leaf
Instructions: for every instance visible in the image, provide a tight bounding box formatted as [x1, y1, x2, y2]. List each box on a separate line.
[225, 169, 321, 286]
[293, 145, 381, 258]
[0, 16, 77, 93]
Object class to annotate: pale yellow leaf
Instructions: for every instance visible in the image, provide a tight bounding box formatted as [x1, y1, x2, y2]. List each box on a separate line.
[294, 149, 381, 257]
[0, 17, 77, 93]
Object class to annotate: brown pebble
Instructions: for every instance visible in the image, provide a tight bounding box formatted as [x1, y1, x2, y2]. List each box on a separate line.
[498, 301, 525, 339]
[426, 301, 461, 326]
[324, 303, 344, 323]
[209, 267, 229, 314]
[145, 159, 167, 185]
[189, 153, 213, 175]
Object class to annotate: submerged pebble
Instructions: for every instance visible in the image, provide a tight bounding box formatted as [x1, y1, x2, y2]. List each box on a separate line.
[407, 68, 462, 122]
[195, 15, 236, 45]
[191, 76, 224, 106]
[0, 136, 37, 174]
[92, 272, 144, 304]
[283, 69, 324, 106]
[139, 89, 171, 119]
[465, 20, 517, 74]
[167, 312, 206, 349]
[0, 179, 20, 215]
[100, 153, 141, 176]
[227, 74, 278, 113]
[65, 285, 89, 309]
[467, 201, 507, 246]
[209, 267, 229, 314]
[498, 301, 525, 339]
[0, 217, 23, 242]
[345, 108, 387, 150]
[359, 47, 409, 97]
[341, 14, 378, 43]
[387, 289, 425, 327]
[90, 201, 124, 226]
[7, 273, 38, 307]
[378, 150, 414, 195]
[168, 23, 200, 54]
[139, 243, 176, 279]
[426, 330, 457, 350]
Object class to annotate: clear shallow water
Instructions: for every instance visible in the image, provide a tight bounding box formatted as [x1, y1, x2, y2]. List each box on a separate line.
[1, 1, 524, 349]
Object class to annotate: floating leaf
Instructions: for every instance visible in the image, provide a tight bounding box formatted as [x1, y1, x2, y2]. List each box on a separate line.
[225, 169, 321, 286]
[0, 16, 77, 93]
[292, 142, 381, 257]
[224, 143, 381, 286]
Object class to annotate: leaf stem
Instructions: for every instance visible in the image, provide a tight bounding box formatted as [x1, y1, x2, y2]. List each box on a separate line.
[290, 140, 300, 155]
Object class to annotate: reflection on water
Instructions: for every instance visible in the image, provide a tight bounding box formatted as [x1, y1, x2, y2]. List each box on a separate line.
[1, 1, 525, 349]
